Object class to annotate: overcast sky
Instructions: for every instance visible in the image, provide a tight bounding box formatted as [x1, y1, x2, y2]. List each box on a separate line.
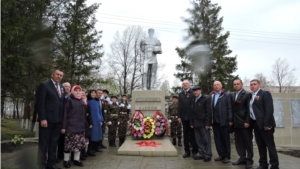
[87, 0, 300, 87]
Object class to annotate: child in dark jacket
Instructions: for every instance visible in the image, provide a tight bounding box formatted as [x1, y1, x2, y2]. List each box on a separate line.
[61, 85, 86, 168]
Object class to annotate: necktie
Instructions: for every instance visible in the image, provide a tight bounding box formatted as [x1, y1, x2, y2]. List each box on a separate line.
[250, 92, 255, 119]
[55, 83, 61, 97]
[235, 92, 239, 101]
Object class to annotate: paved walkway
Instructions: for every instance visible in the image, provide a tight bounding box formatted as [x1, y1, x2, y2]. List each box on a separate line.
[1, 138, 300, 169]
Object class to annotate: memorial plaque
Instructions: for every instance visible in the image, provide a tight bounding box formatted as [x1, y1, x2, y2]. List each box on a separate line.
[131, 90, 165, 117]
[290, 98, 300, 127]
[273, 98, 284, 127]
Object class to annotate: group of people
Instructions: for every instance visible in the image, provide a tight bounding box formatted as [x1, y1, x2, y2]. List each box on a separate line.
[36, 69, 131, 169]
[35, 68, 279, 169]
[174, 79, 279, 169]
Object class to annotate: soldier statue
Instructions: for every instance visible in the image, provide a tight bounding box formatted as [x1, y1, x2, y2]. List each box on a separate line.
[168, 96, 182, 146]
[140, 28, 162, 90]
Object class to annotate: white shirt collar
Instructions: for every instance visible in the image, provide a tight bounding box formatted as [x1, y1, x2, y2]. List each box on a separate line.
[253, 88, 261, 95]
[51, 79, 58, 85]
[236, 89, 243, 94]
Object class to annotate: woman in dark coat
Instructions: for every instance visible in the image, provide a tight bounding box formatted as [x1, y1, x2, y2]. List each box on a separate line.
[80, 92, 93, 159]
[87, 89, 103, 155]
[61, 85, 86, 168]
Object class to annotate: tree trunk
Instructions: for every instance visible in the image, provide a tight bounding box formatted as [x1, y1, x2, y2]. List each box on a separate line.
[13, 98, 16, 119]
[16, 100, 20, 119]
[23, 100, 31, 120]
[16, 98, 19, 119]
[1, 96, 5, 118]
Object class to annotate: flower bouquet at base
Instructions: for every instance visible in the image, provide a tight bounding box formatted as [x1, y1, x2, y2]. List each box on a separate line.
[152, 111, 169, 137]
[143, 116, 155, 139]
[129, 111, 144, 139]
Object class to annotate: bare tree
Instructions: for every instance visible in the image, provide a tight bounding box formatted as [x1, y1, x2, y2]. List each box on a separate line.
[271, 58, 297, 93]
[108, 26, 145, 95]
[160, 80, 170, 96]
[243, 77, 250, 86]
[153, 63, 167, 89]
[254, 73, 273, 91]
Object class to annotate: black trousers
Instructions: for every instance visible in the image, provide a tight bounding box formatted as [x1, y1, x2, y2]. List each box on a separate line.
[38, 122, 61, 167]
[194, 127, 212, 158]
[234, 128, 253, 164]
[182, 120, 197, 154]
[253, 120, 279, 168]
[212, 123, 231, 159]
[57, 133, 65, 159]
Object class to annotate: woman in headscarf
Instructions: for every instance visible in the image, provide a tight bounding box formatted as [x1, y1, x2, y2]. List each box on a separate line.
[61, 85, 86, 168]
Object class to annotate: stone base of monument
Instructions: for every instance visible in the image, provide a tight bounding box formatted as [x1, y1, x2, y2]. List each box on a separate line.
[117, 137, 177, 156]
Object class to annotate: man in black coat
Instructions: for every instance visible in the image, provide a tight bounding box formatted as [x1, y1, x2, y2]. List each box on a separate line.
[36, 69, 65, 169]
[249, 79, 279, 169]
[190, 86, 212, 162]
[210, 81, 233, 163]
[177, 80, 198, 158]
[231, 79, 253, 169]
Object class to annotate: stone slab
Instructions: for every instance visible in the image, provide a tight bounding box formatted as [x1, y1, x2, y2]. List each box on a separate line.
[117, 137, 177, 157]
[131, 90, 166, 117]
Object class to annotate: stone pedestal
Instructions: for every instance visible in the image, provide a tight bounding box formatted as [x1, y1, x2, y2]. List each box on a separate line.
[117, 137, 177, 156]
[131, 90, 166, 117]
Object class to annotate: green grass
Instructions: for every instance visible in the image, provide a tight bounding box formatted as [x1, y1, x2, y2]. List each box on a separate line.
[1, 118, 35, 141]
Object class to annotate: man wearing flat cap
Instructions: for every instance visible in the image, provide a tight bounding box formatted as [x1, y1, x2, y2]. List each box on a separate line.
[168, 95, 182, 146]
[190, 86, 212, 162]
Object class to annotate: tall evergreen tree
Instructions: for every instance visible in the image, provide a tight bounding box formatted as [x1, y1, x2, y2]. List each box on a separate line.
[1, 0, 57, 117]
[56, 0, 103, 86]
[174, 0, 238, 94]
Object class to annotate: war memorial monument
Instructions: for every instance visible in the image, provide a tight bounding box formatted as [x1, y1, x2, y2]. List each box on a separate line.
[117, 29, 177, 156]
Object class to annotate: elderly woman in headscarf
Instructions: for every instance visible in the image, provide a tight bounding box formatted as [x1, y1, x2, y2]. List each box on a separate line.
[61, 85, 86, 168]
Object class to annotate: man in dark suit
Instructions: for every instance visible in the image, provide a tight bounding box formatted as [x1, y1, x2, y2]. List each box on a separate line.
[190, 86, 212, 162]
[210, 81, 233, 163]
[231, 79, 253, 169]
[36, 69, 65, 169]
[249, 79, 279, 169]
[177, 80, 198, 158]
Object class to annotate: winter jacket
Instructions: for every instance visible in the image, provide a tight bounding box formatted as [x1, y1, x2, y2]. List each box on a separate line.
[62, 94, 86, 133]
[84, 104, 93, 138]
[190, 95, 212, 128]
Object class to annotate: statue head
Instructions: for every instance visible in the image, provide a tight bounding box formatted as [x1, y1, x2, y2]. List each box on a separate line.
[148, 28, 154, 37]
